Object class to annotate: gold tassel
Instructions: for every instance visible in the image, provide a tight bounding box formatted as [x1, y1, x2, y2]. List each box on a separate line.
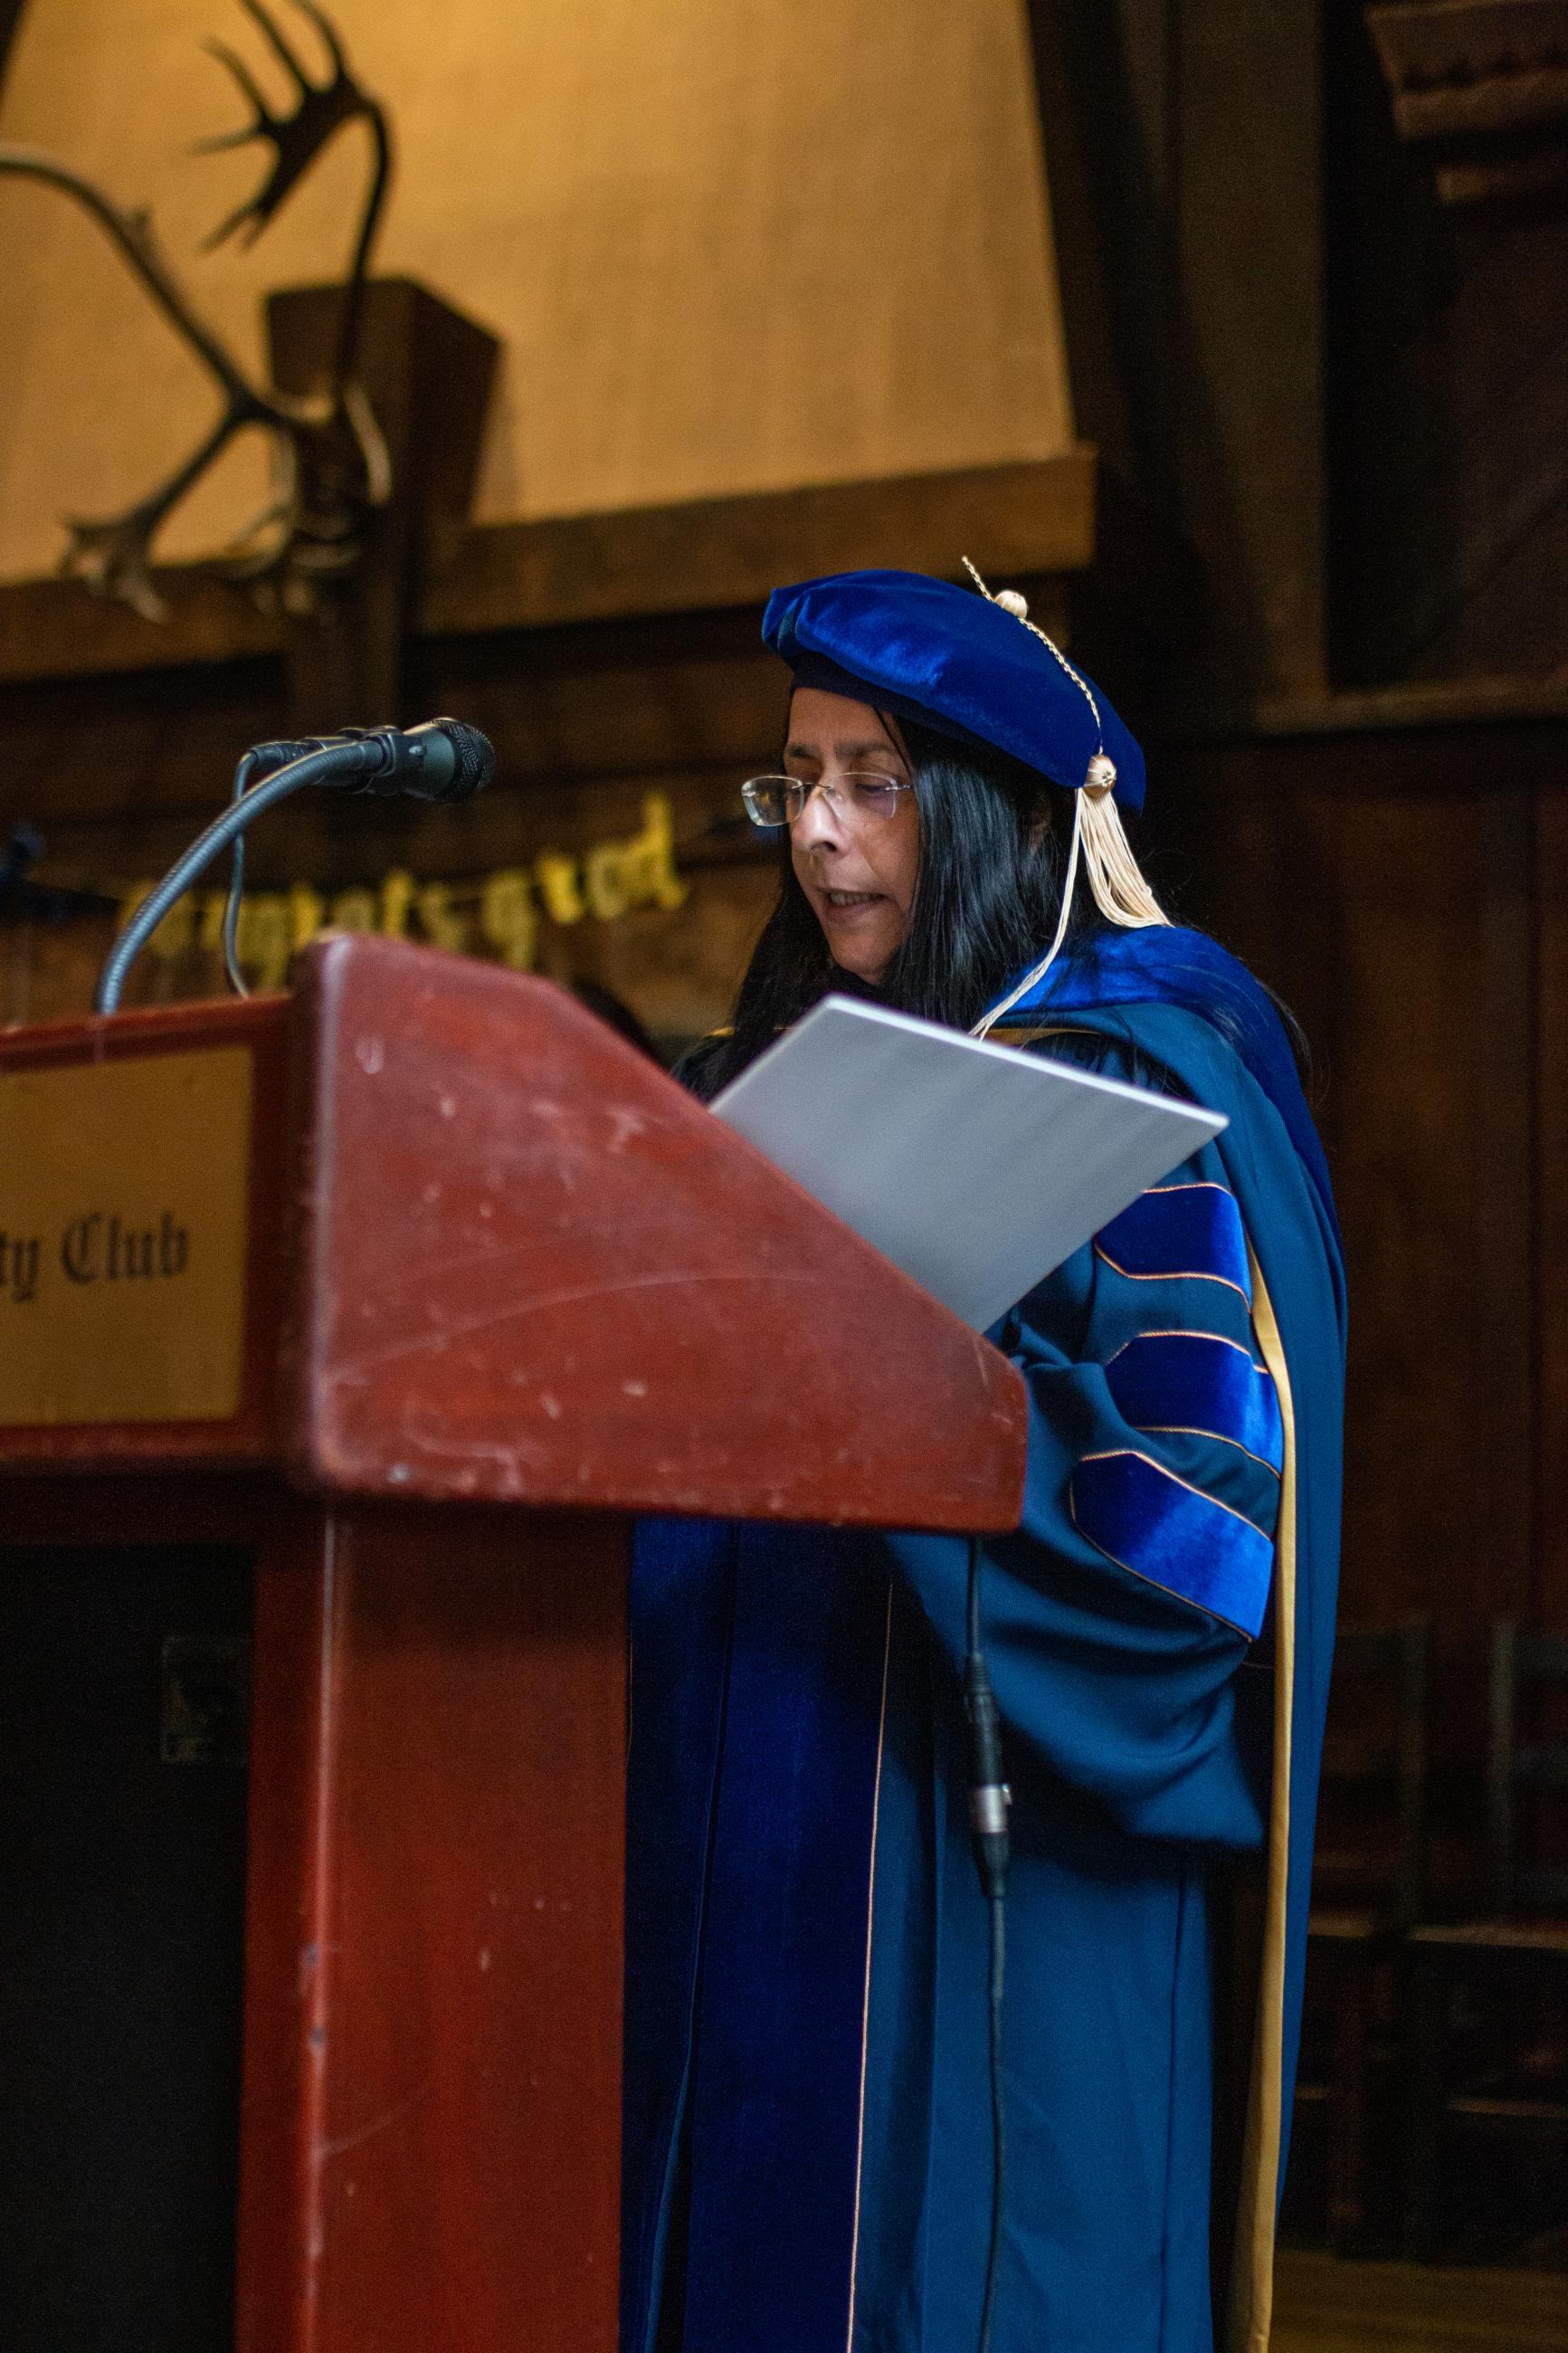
[960, 559, 1169, 935]
[1079, 782, 1168, 929]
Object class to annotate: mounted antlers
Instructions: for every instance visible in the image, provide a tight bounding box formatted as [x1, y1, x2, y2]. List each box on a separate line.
[0, 0, 393, 623]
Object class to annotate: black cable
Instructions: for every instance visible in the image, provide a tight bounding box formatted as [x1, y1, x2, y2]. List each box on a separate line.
[220, 748, 260, 996]
[964, 1535, 1009, 2353]
[219, 738, 318, 996]
[982, 1891, 1006, 2353]
[95, 745, 351, 1013]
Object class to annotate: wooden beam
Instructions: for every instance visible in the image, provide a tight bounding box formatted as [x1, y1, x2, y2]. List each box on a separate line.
[1181, 678, 1568, 743]
[265, 279, 500, 733]
[0, 573, 283, 685]
[420, 451, 1097, 636]
[0, 451, 1096, 686]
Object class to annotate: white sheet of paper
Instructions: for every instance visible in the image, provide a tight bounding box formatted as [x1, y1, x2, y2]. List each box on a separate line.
[711, 995, 1228, 1331]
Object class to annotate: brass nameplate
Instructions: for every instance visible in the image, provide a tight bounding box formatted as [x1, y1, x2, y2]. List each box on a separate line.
[0, 1046, 252, 1427]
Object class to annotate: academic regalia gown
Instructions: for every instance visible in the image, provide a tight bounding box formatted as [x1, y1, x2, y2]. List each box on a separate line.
[622, 929, 1346, 2353]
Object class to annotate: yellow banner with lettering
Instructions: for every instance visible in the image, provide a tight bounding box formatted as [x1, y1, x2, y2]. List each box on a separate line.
[119, 792, 689, 993]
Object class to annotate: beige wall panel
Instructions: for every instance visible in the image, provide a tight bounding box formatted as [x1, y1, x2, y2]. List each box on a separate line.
[0, 0, 1073, 581]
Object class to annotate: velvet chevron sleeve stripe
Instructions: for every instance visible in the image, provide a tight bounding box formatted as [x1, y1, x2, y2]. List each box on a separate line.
[1070, 1448, 1277, 1639]
[1096, 1181, 1252, 1299]
[1104, 1330, 1285, 1475]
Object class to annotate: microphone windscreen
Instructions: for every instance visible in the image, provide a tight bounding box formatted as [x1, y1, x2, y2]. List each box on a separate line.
[421, 719, 495, 802]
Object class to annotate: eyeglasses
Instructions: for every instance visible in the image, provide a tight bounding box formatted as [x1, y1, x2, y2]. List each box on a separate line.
[740, 772, 914, 828]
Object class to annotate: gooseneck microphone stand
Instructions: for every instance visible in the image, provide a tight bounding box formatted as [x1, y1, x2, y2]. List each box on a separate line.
[94, 719, 492, 1015]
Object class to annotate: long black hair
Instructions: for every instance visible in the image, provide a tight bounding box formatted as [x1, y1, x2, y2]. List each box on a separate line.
[681, 718, 1103, 1099]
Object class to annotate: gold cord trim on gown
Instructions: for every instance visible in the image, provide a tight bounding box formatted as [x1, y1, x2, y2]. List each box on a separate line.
[1225, 1247, 1297, 2353]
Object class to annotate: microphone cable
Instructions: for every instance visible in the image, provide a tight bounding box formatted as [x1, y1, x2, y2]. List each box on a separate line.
[220, 739, 314, 996]
[965, 1533, 1009, 2353]
[222, 738, 298, 997]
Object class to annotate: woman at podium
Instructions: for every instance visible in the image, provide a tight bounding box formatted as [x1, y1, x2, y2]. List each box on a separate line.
[623, 569, 1345, 2353]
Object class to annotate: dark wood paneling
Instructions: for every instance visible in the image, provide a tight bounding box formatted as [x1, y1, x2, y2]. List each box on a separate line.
[0, 653, 283, 832]
[1155, 711, 1568, 1800]
[1326, 8, 1568, 687]
[0, 609, 795, 1047]
[1174, 0, 1327, 695]
[0, 601, 828, 881]
[0, 609, 793, 930]
[1536, 785, 1568, 1633]
[1, 642, 773, 914]
[1029, 4, 1568, 708]
[1028, 0, 1328, 704]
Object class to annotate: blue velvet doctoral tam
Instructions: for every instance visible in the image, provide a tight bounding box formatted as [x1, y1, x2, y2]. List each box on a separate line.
[762, 568, 1147, 809]
[623, 928, 1346, 2353]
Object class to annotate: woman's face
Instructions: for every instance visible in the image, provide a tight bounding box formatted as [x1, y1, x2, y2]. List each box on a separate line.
[784, 688, 922, 985]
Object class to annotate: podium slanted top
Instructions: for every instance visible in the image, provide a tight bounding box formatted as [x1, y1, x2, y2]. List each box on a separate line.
[0, 936, 1025, 1536]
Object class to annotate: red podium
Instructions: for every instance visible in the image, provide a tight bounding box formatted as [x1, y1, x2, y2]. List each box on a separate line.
[0, 935, 1025, 2353]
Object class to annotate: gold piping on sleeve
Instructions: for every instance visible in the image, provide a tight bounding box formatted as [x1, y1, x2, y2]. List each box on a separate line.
[1097, 1184, 1254, 1300]
[1069, 1502, 1256, 1642]
[1094, 1248, 1252, 1301]
[1136, 1427, 1284, 1480]
[1075, 1447, 1278, 1543]
[1142, 1181, 1233, 1196]
[844, 1581, 894, 2353]
[1107, 1329, 1265, 1360]
[1105, 1329, 1284, 1479]
[1224, 1248, 1297, 2353]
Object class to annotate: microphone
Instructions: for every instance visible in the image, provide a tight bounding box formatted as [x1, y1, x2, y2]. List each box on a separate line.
[95, 718, 495, 1014]
[240, 719, 493, 803]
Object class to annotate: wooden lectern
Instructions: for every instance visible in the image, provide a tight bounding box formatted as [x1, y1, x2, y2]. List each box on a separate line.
[0, 935, 1025, 2353]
